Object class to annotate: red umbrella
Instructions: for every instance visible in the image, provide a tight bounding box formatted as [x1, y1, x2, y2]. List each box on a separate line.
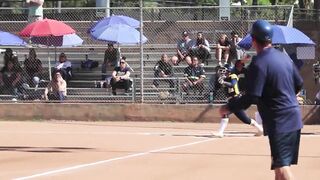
[19, 18, 75, 37]
[19, 18, 76, 81]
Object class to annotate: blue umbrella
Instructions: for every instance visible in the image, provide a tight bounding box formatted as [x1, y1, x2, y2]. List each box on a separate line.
[90, 24, 147, 45]
[88, 15, 140, 33]
[238, 25, 315, 49]
[31, 33, 83, 47]
[0, 31, 26, 46]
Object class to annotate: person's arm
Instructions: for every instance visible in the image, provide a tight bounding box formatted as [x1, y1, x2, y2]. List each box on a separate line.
[194, 76, 204, 85]
[202, 39, 211, 52]
[183, 68, 193, 85]
[219, 78, 237, 88]
[168, 64, 173, 77]
[44, 82, 52, 100]
[36, 59, 43, 74]
[292, 63, 303, 94]
[190, 40, 197, 50]
[194, 68, 206, 84]
[153, 61, 160, 72]
[104, 50, 108, 64]
[44, 87, 49, 100]
[58, 79, 67, 96]
[112, 69, 117, 78]
[121, 71, 130, 79]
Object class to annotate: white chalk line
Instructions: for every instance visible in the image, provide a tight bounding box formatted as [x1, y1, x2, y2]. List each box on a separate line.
[14, 138, 215, 180]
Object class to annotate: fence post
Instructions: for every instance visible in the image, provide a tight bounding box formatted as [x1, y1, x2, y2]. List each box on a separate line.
[140, 0, 144, 103]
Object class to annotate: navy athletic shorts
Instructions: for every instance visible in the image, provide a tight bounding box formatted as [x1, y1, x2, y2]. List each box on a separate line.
[268, 130, 301, 170]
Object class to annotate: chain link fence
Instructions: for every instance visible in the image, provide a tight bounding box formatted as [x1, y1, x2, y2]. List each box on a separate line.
[0, 5, 311, 104]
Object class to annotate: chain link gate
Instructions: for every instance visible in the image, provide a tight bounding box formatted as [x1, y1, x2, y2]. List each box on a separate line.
[0, 5, 300, 104]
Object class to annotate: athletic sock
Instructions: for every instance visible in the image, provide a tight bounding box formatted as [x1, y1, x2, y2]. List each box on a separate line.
[255, 112, 263, 125]
[250, 119, 263, 133]
[218, 118, 229, 134]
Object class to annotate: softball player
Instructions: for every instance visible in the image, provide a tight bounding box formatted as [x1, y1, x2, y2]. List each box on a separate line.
[213, 66, 263, 138]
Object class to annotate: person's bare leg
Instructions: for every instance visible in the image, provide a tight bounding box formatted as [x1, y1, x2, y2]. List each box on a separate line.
[216, 48, 222, 66]
[185, 56, 192, 65]
[275, 166, 294, 180]
[223, 48, 230, 65]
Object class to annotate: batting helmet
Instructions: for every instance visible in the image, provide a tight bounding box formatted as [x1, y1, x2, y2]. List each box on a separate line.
[250, 19, 273, 42]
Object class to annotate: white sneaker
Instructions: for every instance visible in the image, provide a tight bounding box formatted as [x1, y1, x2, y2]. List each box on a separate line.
[212, 132, 224, 138]
[254, 128, 263, 136]
[250, 119, 263, 136]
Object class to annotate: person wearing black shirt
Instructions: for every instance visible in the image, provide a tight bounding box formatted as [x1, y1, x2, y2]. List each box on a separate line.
[216, 34, 231, 66]
[111, 57, 132, 95]
[0, 57, 23, 95]
[153, 54, 174, 93]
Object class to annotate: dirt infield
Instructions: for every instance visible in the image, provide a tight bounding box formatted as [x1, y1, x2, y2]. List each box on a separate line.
[0, 121, 319, 180]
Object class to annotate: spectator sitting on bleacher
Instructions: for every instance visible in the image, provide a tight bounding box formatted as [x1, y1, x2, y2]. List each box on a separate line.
[111, 57, 132, 95]
[228, 31, 244, 65]
[172, 31, 192, 65]
[216, 33, 231, 67]
[55, 53, 72, 83]
[190, 32, 211, 66]
[0, 57, 23, 95]
[182, 57, 206, 95]
[102, 43, 120, 80]
[153, 54, 175, 93]
[24, 48, 43, 87]
[44, 70, 67, 101]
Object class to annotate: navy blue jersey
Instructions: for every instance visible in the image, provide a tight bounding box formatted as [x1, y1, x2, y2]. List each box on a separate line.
[154, 60, 173, 76]
[246, 47, 303, 134]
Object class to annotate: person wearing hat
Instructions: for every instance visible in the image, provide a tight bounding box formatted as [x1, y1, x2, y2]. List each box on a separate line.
[172, 31, 192, 65]
[219, 19, 304, 180]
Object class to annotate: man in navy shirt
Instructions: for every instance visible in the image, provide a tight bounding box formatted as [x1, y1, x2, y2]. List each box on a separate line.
[220, 20, 303, 180]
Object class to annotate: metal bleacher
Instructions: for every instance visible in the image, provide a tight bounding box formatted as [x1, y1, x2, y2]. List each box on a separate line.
[0, 44, 246, 103]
